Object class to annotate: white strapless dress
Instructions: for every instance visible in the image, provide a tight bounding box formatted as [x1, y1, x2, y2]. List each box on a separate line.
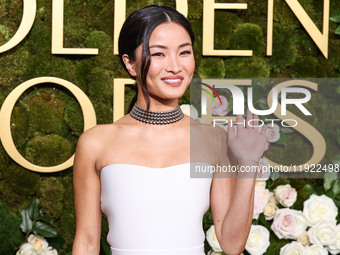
[100, 162, 212, 255]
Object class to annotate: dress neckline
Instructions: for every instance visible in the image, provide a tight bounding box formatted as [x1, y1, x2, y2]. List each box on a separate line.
[100, 162, 212, 175]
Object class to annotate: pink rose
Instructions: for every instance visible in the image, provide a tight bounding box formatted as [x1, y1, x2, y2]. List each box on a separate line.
[266, 124, 280, 143]
[211, 95, 229, 116]
[271, 208, 297, 239]
[253, 186, 268, 219]
[274, 184, 297, 207]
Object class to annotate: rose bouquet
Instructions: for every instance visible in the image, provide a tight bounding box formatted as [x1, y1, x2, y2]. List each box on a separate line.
[204, 174, 340, 255]
[16, 199, 61, 255]
[17, 234, 58, 255]
[181, 104, 340, 254]
[202, 117, 340, 254]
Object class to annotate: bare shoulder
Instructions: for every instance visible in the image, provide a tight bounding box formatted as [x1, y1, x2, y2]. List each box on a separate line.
[75, 114, 137, 170]
[74, 123, 120, 169]
[77, 114, 132, 146]
[77, 124, 115, 150]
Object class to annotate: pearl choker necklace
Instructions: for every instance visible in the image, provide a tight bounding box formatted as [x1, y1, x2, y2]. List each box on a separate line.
[130, 103, 184, 125]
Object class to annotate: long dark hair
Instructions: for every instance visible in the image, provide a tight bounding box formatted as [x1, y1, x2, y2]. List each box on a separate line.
[118, 5, 195, 111]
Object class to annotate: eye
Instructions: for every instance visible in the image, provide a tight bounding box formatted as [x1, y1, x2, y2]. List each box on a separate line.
[180, 50, 192, 55]
[151, 52, 164, 57]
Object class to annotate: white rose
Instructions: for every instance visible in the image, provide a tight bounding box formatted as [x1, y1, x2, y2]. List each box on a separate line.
[303, 194, 338, 226]
[305, 244, 328, 255]
[245, 225, 270, 255]
[253, 187, 268, 220]
[264, 202, 278, 220]
[211, 95, 229, 116]
[327, 224, 340, 255]
[266, 124, 280, 142]
[27, 234, 49, 252]
[280, 241, 306, 255]
[255, 180, 266, 190]
[271, 209, 307, 239]
[292, 210, 309, 239]
[41, 247, 58, 255]
[297, 231, 310, 246]
[180, 104, 198, 120]
[268, 191, 279, 205]
[206, 225, 223, 252]
[256, 158, 271, 181]
[274, 184, 297, 207]
[307, 220, 337, 246]
[16, 243, 36, 255]
[261, 188, 271, 204]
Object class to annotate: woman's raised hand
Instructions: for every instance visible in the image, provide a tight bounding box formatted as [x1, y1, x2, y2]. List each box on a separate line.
[227, 109, 267, 164]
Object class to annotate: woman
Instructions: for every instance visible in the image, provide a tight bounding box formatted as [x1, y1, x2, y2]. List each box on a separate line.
[72, 5, 267, 255]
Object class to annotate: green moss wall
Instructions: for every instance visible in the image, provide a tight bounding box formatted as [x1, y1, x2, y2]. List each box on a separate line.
[0, 0, 339, 254]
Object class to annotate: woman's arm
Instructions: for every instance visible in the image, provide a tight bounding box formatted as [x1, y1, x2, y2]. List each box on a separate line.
[211, 111, 267, 255]
[210, 163, 257, 255]
[72, 131, 102, 255]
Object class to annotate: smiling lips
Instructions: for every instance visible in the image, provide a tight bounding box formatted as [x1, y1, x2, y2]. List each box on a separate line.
[161, 76, 184, 87]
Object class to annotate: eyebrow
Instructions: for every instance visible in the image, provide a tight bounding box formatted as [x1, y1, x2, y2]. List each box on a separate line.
[149, 42, 192, 49]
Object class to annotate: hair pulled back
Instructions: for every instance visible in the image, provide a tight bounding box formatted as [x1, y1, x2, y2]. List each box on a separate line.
[118, 5, 195, 111]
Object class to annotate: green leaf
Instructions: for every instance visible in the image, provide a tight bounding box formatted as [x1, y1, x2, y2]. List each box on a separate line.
[334, 199, 340, 208]
[330, 10, 340, 23]
[20, 209, 33, 233]
[251, 87, 265, 103]
[336, 26, 340, 35]
[332, 179, 340, 196]
[270, 171, 279, 181]
[304, 184, 315, 196]
[39, 215, 53, 225]
[323, 170, 338, 191]
[259, 213, 267, 225]
[258, 98, 268, 110]
[277, 131, 287, 145]
[336, 85, 340, 95]
[32, 221, 57, 238]
[325, 189, 335, 199]
[29, 198, 40, 220]
[336, 193, 340, 200]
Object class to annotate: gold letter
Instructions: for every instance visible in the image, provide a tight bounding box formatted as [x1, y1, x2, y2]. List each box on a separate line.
[51, 0, 98, 55]
[113, 0, 188, 55]
[0, 77, 97, 173]
[266, 80, 326, 170]
[266, 0, 273, 55]
[202, 0, 252, 56]
[113, 78, 136, 121]
[0, 0, 36, 53]
[267, 0, 329, 58]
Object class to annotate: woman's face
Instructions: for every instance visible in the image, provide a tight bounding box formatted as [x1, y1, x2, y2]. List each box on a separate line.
[134, 22, 195, 101]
